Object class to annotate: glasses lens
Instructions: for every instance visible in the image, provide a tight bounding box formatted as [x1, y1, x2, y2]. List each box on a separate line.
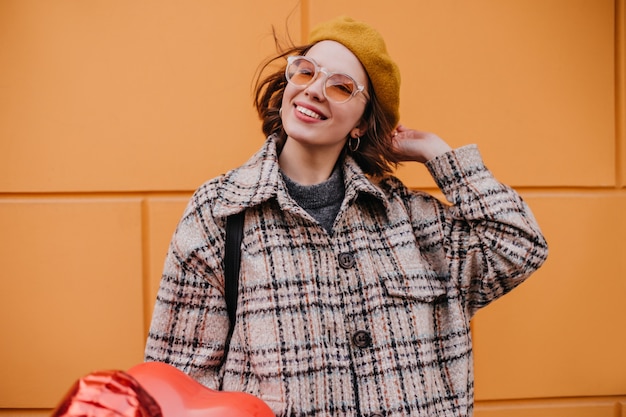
[287, 58, 316, 86]
[325, 74, 356, 102]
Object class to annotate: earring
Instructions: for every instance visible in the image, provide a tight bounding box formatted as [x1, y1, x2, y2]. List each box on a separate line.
[279, 107, 283, 118]
[348, 136, 360, 152]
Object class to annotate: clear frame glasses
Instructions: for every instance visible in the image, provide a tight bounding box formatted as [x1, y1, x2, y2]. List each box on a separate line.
[285, 56, 369, 103]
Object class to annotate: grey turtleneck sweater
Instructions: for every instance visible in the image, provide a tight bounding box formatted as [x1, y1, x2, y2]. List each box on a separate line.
[281, 163, 345, 234]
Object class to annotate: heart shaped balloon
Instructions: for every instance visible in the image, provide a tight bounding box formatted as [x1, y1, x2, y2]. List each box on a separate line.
[51, 362, 274, 417]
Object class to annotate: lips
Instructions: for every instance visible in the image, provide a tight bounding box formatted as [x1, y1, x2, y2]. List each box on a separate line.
[295, 104, 326, 120]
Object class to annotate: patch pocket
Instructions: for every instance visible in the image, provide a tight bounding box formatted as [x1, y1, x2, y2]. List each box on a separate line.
[383, 270, 447, 303]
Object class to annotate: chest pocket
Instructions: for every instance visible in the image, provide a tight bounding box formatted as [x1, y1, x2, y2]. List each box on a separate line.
[383, 270, 447, 303]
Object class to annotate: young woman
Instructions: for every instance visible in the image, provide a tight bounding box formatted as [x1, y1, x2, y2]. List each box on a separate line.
[145, 16, 548, 417]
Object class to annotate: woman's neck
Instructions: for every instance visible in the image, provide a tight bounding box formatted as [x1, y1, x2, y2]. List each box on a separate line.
[278, 138, 344, 185]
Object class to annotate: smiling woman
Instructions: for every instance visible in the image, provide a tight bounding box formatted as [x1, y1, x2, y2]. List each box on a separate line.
[144, 15, 548, 417]
[2, 1, 621, 415]
[278, 40, 372, 183]
[254, 18, 401, 179]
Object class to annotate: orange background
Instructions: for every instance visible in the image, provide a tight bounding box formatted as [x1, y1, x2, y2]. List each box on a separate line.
[1, 0, 625, 416]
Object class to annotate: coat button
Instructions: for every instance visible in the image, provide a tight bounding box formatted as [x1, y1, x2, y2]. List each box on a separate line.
[352, 330, 372, 348]
[338, 252, 355, 269]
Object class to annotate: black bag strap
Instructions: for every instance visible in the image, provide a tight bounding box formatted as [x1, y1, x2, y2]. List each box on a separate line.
[222, 210, 245, 362]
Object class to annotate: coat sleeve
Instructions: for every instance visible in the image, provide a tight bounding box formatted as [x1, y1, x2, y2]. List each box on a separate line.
[424, 144, 548, 317]
[144, 186, 229, 389]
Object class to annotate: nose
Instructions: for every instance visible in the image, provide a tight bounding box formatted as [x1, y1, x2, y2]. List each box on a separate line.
[304, 72, 326, 102]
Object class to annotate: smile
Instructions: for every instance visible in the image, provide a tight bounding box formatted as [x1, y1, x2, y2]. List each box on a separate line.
[296, 105, 325, 120]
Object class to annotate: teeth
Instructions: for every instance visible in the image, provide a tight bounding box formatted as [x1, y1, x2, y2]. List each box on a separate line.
[296, 105, 322, 120]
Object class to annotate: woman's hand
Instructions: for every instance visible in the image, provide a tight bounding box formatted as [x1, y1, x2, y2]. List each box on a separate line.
[391, 125, 452, 164]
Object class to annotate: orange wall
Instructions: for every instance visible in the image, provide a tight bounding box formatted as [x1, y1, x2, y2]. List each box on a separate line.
[1, 0, 625, 416]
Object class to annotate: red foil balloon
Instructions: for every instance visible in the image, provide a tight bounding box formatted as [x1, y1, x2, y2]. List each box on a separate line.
[51, 369, 162, 417]
[52, 362, 274, 417]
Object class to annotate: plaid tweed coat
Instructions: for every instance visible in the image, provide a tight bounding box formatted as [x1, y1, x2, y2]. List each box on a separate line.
[145, 135, 548, 417]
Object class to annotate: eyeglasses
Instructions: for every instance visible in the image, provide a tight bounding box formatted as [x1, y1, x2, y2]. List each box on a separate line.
[285, 56, 369, 103]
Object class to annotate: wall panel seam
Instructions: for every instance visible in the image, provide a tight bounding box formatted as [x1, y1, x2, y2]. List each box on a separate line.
[616, 0, 625, 187]
[475, 394, 626, 407]
[300, 0, 310, 42]
[141, 198, 151, 341]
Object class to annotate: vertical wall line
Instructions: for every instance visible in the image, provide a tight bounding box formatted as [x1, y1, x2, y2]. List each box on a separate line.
[616, 0, 625, 188]
[140, 197, 152, 342]
[300, 0, 310, 43]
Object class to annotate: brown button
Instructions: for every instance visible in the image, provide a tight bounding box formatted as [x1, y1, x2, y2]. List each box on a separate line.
[352, 330, 372, 348]
[338, 252, 355, 269]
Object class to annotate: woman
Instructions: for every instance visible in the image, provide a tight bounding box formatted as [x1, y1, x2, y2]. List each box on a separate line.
[145, 16, 548, 417]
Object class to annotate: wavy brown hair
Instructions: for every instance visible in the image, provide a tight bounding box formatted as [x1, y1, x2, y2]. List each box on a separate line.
[253, 34, 400, 177]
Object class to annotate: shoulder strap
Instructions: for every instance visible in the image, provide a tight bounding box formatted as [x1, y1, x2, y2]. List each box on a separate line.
[223, 211, 245, 361]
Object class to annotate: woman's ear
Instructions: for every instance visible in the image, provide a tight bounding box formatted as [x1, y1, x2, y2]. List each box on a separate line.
[351, 119, 368, 138]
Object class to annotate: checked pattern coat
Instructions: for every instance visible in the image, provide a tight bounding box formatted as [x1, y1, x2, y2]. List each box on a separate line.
[145, 135, 548, 417]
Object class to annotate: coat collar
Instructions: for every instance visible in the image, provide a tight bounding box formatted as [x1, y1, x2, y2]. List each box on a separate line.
[212, 135, 389, 218]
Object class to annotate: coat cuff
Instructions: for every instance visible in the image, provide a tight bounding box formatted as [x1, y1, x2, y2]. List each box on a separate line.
[425, 144, 489, 202]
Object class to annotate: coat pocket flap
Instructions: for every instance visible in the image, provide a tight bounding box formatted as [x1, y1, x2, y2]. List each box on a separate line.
[383, 271, 447, 303]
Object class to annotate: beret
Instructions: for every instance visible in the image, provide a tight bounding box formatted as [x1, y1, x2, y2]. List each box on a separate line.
[309, 16, 400, 128]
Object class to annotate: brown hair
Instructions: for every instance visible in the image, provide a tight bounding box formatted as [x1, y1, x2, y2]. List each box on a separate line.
[253, 35, 399, 177]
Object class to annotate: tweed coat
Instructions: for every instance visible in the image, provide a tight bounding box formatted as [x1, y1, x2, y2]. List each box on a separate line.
[145, 135, 548, 417]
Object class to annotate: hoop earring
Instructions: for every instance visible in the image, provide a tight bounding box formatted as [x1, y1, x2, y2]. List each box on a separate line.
[348, 136, 360, 152]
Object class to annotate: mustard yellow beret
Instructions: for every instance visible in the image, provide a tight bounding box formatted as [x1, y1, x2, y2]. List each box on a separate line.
[309, 16, 400, 128]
